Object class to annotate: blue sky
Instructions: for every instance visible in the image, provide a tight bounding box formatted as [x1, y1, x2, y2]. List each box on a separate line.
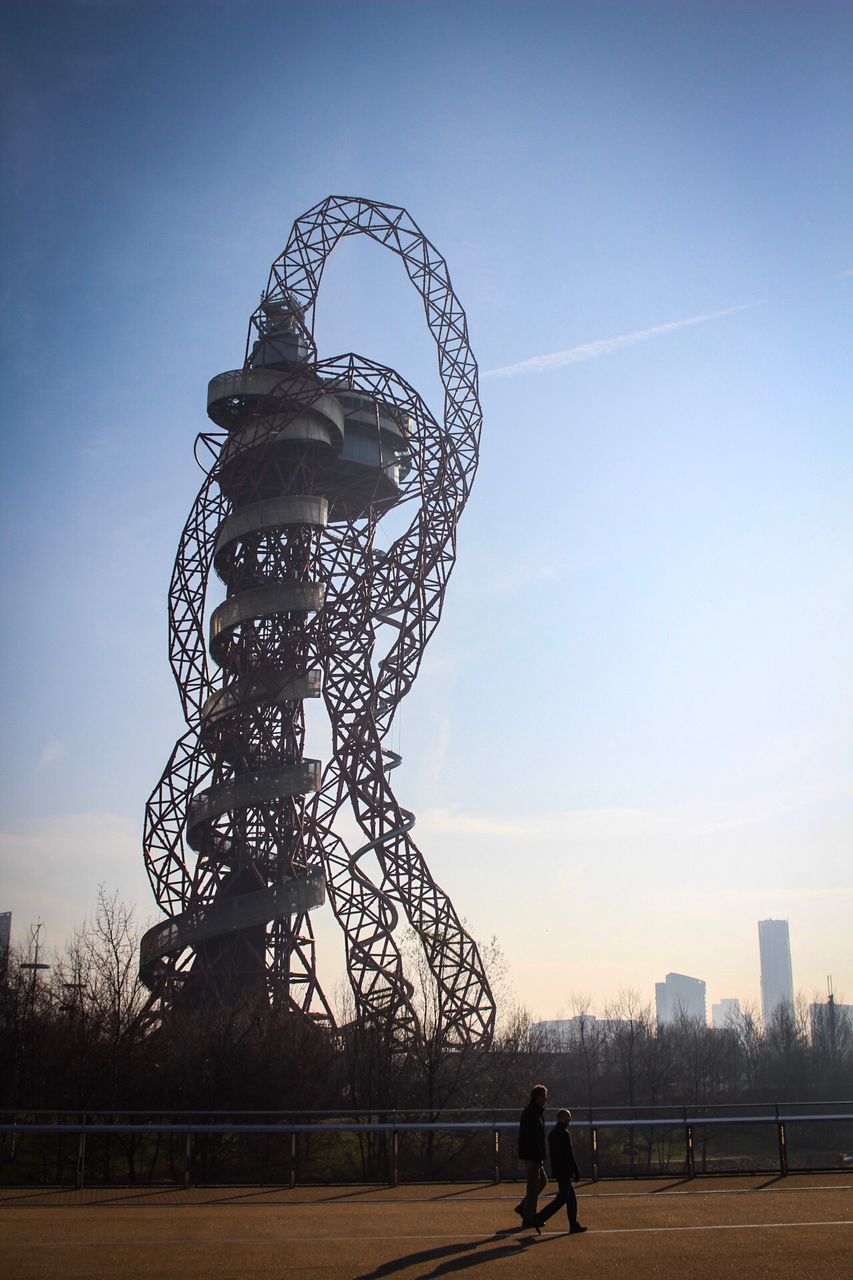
[1, 0, 851, 1020]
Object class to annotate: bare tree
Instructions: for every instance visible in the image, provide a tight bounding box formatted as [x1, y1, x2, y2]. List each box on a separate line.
[54, 887, 149, 1108]
[569, 992, 605, 1113]
[602, 990, 653, 1175]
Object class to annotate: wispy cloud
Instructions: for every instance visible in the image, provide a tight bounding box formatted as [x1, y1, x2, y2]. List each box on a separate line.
[840, 268, 853, 279]
[704, 884, 853, 906]
[492, 562, 560, 594]
[689, 780, 853, 837]
[484, 302, 761, 379]
[418, 805, 668, 841]
[0, 812, 150, 950]
[418, 783, 852, 847]
[421, 714, 451, 788]
[37, 738, 67, 771]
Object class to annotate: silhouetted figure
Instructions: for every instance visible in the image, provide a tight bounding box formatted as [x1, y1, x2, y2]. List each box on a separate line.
[513, 1084, 548, 1227]
[535, 1108, 587, 1234]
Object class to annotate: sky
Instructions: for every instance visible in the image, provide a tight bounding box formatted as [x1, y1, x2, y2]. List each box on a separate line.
[1, 0, 851, 1023]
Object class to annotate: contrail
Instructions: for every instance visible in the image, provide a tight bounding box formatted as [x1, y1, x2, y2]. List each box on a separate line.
[483, 302, 761, 379]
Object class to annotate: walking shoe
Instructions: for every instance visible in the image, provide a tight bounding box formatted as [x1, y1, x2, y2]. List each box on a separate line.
[569, 1224, 587, 1234]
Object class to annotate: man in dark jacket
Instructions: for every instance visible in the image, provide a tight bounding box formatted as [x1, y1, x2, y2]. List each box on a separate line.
[534, 1108, 587, 1234]
[513, 1084, 548, 1227]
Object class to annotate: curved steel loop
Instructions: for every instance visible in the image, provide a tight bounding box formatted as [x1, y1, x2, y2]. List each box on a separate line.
[143, 728, 213, 916]
[253, 197, 483, 459]
[168, 470, 229, 727]
[258, 202, 492, 1043]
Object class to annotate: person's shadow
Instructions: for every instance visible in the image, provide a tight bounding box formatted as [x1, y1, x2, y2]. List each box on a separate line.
[353, 1227, 559, 1279]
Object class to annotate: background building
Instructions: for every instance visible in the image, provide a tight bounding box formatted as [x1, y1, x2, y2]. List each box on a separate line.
[758, 919, 794, 1025]
[533, 1016, 597, 1047]
[0, 912, 10, 961]
[809, 997, 853, 1043]
[711, 997, 742, 1029]
[655, 972, 706, 1025]
[533, 1015, 634, 1046]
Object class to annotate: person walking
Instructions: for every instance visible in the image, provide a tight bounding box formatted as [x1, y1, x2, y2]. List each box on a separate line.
[513, 1084, 548, 1228]
[535, 1107, 587, 1234]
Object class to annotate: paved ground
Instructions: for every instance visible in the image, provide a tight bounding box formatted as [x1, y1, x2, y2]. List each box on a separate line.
[1, 1174, 851, 1279]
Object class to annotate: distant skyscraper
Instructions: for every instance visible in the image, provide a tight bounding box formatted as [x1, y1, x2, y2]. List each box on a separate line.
[0, 912, 10, 961]
[655, 972, 707, 1025]
[711, 997, 742, 1029]
[758, 919, 794, 1024]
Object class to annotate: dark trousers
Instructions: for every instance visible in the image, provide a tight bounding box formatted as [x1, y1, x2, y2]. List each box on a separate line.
[536, 1175, 578, 1228]
[514, 1160, 548, 1222]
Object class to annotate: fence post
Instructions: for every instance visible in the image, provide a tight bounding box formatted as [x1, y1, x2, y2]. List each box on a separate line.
[494, 1124, 500, 1185]
[76, 1131, 86, 1190]
[590, 1126, 599, 1182]
[290, 1132, 297, 1190]
[184, 1133, 193, 1189]
[776, 1110, 788, 1177]
[685, 1123, 695, 1179]
[391, 1127, 399, 1188]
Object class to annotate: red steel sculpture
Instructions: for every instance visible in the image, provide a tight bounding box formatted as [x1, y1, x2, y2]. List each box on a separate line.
[140, 196, 495, 1044]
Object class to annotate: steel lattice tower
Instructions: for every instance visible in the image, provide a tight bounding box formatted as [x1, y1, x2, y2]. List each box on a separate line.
[140, 197, 495, 1044]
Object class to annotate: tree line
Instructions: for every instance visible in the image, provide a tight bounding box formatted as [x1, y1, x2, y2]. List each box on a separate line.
[2, 890, 850, 1119]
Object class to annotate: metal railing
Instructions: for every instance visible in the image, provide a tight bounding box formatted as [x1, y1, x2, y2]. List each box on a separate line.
[2, 1106, 851, 1190]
